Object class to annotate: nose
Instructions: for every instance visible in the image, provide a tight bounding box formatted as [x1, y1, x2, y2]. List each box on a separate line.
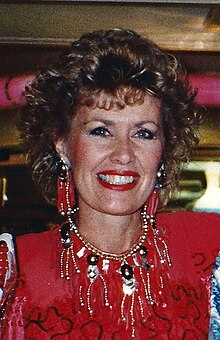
[109, 138, 135, 165]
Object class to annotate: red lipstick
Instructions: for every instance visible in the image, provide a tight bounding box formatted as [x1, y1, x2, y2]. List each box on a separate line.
[96, 170, 140, 191]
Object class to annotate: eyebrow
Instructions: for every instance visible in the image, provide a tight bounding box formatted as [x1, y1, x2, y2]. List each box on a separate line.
[83, 119, 114, 126]
[134, 120, 161, 129]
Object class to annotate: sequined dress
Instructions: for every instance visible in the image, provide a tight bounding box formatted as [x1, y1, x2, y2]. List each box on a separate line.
[1, 211, 220, 339]
[209, 252, 220, 339]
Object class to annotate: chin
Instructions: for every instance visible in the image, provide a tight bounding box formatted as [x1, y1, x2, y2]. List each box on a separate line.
[98, 202, 141, 216]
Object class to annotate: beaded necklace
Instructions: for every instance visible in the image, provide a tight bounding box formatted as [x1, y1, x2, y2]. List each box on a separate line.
[59, 206, 172, 338]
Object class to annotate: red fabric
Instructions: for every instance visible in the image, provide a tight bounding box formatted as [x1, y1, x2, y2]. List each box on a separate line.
[0, 241, 9, 289]
[2, 211, 220, 339]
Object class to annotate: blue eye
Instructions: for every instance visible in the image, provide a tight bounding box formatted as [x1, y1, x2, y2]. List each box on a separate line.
[135, 129, 156, 140]
[89, 127, 110, 137]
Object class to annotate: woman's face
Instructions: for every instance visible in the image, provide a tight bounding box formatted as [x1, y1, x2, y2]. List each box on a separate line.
[56, 94, 163, 216]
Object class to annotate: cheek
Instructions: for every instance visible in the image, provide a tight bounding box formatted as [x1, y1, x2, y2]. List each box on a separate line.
[142, 144, 163, 170]
[67, 138, 101, 171]
[66, 137, 84, 169]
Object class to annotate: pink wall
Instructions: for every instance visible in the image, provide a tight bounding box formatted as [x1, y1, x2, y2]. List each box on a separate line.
[0, 74, 34, 110]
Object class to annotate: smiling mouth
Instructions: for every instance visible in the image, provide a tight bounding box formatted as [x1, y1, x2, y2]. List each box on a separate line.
[98, 174, 136, 185]
[96, 171, 140, 191]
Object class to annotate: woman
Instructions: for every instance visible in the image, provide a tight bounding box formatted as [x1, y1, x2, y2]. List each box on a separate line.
[1, 29, 220, 339]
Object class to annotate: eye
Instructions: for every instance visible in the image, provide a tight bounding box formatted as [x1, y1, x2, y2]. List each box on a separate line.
[89, 126, 110, 137]
[135, 128, 156, 140]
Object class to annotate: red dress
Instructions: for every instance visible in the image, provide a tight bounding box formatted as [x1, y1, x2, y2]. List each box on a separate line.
[1, 212, 220, 339]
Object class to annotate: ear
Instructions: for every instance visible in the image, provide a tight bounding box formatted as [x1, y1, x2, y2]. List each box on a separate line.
[55, 139, 67, 156]
[54, 139, 71, 167]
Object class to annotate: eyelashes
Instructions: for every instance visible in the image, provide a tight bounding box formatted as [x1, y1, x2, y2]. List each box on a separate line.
[89, 127, 110, 137]
[134, 128, 156, 140]
[89, 126, 157, 140]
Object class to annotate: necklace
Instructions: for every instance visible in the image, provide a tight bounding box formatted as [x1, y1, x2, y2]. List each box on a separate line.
[70, 210, 148, 262]
[59, 206, 172, 338]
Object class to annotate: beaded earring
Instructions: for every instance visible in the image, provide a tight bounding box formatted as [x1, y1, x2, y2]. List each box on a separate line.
[145, 161, 171, 290]
[155, 163, 165, 189]
[57, 158, 75, 216]
[146, 163, 165, 219]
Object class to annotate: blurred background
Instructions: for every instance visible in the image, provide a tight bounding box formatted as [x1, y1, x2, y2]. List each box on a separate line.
[0, 0, 220, 236]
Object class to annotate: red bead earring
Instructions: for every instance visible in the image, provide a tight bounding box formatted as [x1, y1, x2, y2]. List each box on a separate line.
[146, 188, 159, 217]
[146, 163, 165, 220]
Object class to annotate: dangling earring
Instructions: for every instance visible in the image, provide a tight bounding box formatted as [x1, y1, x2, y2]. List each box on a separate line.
[145, 163, 172, 292]
[155, 163, 165, 189]
[146, 163, 165, 220]
[146, 189, 159, 219]
[57, 158, 75, 216]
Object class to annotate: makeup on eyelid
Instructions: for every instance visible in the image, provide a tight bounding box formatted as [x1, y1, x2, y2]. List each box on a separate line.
[83, 119, 161, 140]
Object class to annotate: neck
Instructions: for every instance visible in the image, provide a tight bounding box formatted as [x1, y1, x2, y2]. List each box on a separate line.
[76, 205, 143, 255]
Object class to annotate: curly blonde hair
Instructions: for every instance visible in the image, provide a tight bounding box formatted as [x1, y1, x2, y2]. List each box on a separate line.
[19, 29, 200, 205]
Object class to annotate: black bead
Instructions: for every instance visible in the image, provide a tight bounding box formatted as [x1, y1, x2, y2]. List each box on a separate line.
[121, 263, 133, 280]
[87, 254, 99, 265]
[60, 223, 70, 240]
[139, 245, 148, 256]
[63, 238, 72, 249]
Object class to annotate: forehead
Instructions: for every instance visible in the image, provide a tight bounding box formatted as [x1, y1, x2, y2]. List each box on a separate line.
[74, 94, 161, 124]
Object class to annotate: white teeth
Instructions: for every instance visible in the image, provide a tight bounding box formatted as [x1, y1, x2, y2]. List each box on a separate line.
[98, 174, 136, 185]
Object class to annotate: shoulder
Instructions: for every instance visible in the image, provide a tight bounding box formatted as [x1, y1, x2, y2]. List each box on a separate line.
[16, 227, 60, 247]
[157, 211, 220, 267]
[16, 227, 60, 264]
[158, 210, 220, 226]
[158, 211, 220, 237]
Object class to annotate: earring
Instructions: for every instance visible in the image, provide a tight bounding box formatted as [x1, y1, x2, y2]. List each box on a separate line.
[146, 188, 159, 219]
[155, 163, 165, 189]
[57, 158, 75, 216]
[145, 164, 165, 223]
